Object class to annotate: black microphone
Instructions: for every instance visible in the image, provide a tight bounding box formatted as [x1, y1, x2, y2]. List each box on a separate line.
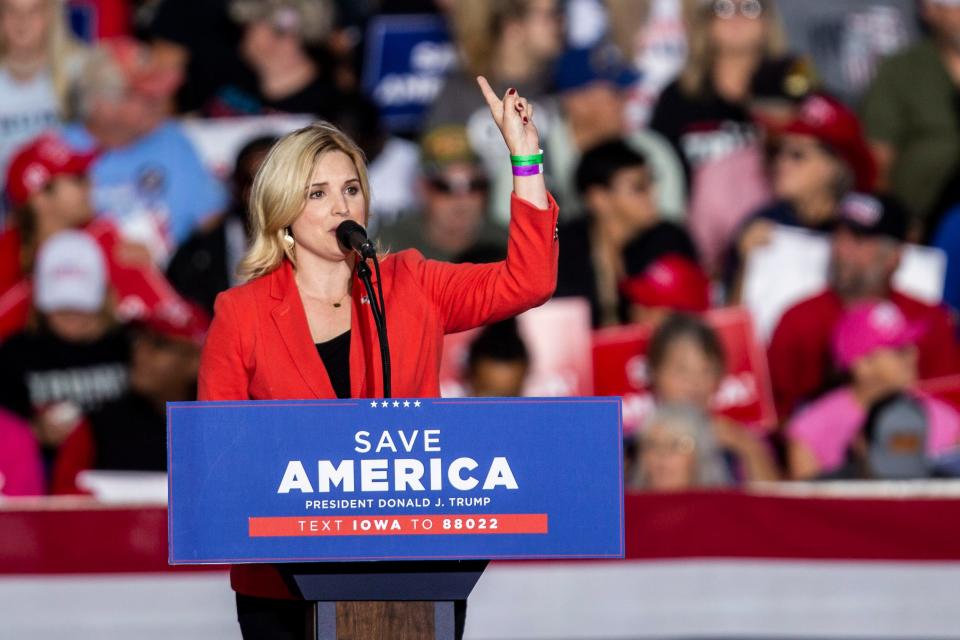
[335, 220, 376, 259]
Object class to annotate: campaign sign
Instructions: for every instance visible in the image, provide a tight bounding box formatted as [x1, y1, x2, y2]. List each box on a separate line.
[592, 307, 776, 435]
[168, 397, 623, 564]
[362, 15, 457, 132]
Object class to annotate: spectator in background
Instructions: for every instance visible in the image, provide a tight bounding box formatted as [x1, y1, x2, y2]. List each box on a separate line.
[620, 254, 710, 326]
[768, 193, 959, 421]
[376, 125, 506, 262]
[0, 132, 95, 338]
[548, 42, 687, 222]
[52, 305, 206, 494]
[328, 92, 419, 232]
[787, 300, 960, 480]
[627, 403, 732, 490]
[725, 93, 877, 299]
[167, 135, 277, 316]
[861, 0, 960, 235]
[427, 0, 563, 225]
[0, 0, 87, 187]
[555, 140, 698, 327]
[141, 0, 245, 113]
[203, 0, 343, 118]
[650, 0, 810, 180]
[0, 231, 130, 462]
[63, 38, 226, 266]
[0, 408, 44, 495]
[648, 313, 780, 481]
[0, 132, 204, 340]
[463, 318, 530, 397]
[606, 0, 688, 130]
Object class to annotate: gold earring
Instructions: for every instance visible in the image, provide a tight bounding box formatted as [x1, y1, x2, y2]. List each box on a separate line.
[283, 228, 294, 249]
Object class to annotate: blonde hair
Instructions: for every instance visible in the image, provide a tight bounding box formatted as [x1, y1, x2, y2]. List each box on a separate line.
[238, 121, 371, 282]
[451, 0, 532, 77]
[0, 0, 88, 116]
[605, 0, 651, 62]
[679, 0, 787, 98]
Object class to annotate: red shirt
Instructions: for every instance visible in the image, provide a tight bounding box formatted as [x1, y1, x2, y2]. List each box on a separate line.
[198, 193, 560, 598]
[768, 288, 959, 421]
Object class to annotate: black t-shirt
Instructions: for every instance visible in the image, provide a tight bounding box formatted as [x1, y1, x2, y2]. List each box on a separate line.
[316, 330, 351, 399]
[203, 69, 342, 118]
[166, 214, 237, 316]
[649, 56, 804, 182]
[90, 392, 167, 472]
[0, 326, 131, 420]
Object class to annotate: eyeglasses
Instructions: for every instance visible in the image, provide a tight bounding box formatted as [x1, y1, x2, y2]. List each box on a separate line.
[712, 0, 764, 20]
[641, 433, 697, 456]
[775, 143, 827, 164]
[428, 176, 489, 195]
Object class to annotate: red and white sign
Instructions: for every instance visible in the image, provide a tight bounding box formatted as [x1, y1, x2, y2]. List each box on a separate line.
[592, 307, 776, 434]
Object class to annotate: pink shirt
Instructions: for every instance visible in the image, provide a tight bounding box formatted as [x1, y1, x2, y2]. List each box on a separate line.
[0, 409, 44, 496]
[788, 388, 960, 472]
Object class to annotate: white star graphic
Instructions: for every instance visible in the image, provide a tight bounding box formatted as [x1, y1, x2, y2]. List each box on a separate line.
[413, 400, 421, 408]
[370, 400, 378, 408]
[381, 400, 388, 408]
[403, 400, 410, 408]
[392, 401, 400, 407]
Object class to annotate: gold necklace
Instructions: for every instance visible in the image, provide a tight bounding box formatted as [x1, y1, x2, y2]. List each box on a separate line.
[331, 291, 350, 308]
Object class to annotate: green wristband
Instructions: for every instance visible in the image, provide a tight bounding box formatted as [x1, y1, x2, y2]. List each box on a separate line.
[510, 150, 544, 166]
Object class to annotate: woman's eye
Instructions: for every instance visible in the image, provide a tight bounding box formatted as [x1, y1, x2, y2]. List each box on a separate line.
[309, 190, 324, 199]
[346, 186, 359, 196]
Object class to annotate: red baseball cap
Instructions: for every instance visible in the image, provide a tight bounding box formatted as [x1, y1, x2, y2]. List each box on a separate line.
[137, 300, 210, 346]
[620, 255, 710, 313]
[6, 133, 96, 207]
[769, 93, 878, 192]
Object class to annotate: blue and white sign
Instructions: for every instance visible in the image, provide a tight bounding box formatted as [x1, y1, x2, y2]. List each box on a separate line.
[167, 397, 624, 564]
[361, 14, 457, 132]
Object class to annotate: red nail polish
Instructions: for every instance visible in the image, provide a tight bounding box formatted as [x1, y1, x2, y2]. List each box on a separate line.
[508, 88, 516, 95]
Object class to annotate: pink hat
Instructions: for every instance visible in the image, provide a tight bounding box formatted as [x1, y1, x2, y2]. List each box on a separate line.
[832, 301, 926, 369]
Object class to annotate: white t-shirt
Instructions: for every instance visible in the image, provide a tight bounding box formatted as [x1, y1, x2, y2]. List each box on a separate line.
[0, 68, 61, 186]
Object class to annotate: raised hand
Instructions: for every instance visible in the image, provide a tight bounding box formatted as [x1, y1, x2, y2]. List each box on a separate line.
[476, 75, 540, 157]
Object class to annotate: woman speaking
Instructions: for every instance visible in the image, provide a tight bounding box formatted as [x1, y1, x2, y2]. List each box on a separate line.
[198, 78, 559, 637]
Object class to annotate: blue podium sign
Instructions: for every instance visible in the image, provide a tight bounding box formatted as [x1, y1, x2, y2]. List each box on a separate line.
[167, 398, 623, 564]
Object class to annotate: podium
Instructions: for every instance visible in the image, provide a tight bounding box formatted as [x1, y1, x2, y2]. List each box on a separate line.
[167, 398, 624, 639]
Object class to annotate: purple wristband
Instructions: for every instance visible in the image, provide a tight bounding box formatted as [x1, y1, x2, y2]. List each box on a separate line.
[512, 163, 542, 177]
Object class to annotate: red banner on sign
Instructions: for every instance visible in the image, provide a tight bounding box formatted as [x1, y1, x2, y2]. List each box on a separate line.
[248, 514, 549, 537]
[592, 307, 776, 435]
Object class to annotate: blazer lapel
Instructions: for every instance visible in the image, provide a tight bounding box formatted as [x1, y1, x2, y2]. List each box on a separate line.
[269, 262, 335, 399]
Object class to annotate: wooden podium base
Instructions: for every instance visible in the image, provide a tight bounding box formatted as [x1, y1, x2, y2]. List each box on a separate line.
[288, 561, 485, 640]
[311, 601, 453, 640]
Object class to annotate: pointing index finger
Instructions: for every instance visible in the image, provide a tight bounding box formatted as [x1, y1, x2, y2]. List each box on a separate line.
[476, 75, 501, 112]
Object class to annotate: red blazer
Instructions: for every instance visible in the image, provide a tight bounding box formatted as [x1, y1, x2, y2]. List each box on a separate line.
[198, 192, 559, 598]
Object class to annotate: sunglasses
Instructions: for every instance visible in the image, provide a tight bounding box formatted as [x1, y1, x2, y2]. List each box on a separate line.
[712, 0, 764, 19]
[428, 176, 489, 195]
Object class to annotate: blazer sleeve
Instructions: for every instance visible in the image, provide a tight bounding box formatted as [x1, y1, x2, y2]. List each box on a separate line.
[198, 291, 252, 401]
[412, 191, 560, 334]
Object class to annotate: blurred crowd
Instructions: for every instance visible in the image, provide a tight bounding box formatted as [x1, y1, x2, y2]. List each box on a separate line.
[2, 0, 960, 497]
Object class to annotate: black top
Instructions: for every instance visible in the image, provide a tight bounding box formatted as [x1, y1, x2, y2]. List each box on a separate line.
[0, 325, 131, 420]
[316, 330, 351, 399]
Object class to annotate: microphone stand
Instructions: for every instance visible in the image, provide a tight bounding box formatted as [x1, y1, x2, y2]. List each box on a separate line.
[356, 256, 391, 399]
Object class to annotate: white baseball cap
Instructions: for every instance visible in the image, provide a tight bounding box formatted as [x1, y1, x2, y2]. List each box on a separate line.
[34, 230, 107, 313]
